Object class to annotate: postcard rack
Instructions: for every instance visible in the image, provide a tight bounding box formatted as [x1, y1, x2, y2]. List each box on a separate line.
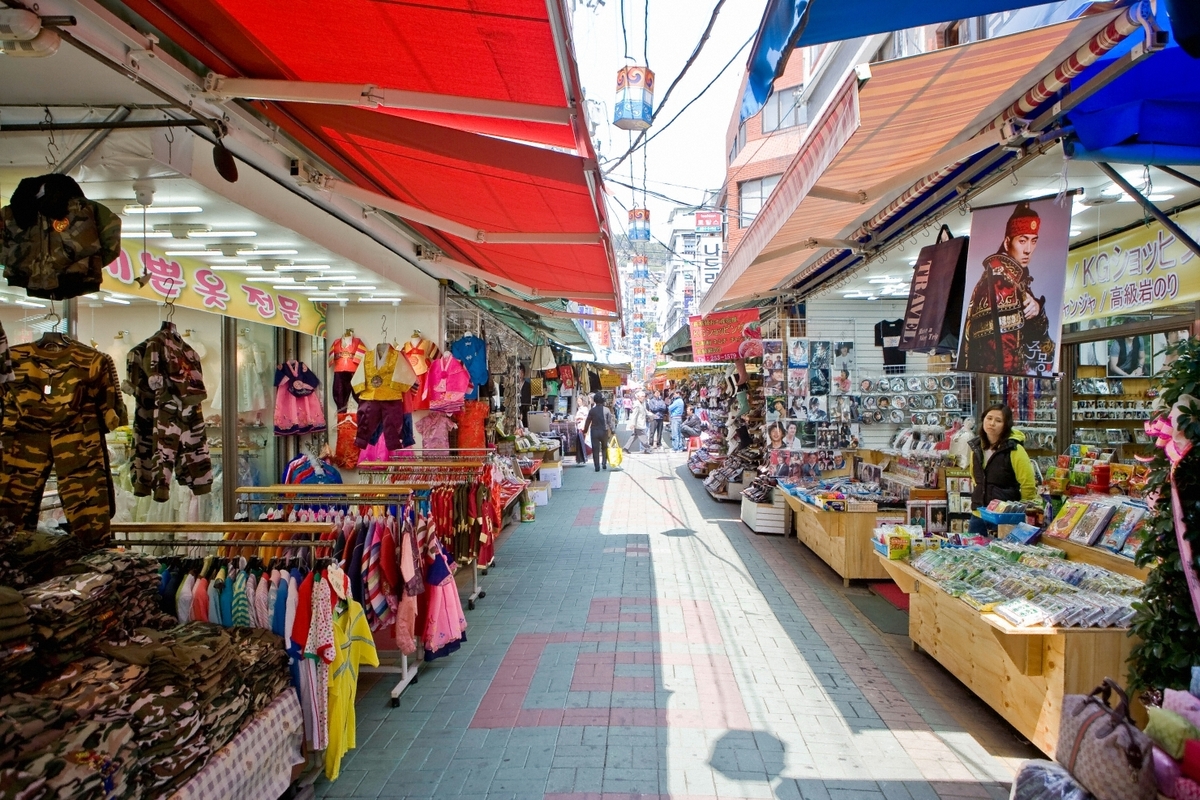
[357, 460, 490, 606]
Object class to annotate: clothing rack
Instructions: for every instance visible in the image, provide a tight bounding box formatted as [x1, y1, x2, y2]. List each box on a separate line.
[109, 521, 329, 549]
[355, 461, 489, 607]
[232, 484, 423, 705]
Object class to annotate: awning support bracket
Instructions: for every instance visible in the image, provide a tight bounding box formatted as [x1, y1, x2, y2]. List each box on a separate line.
[1097, 162, 1200, 263]
[201, 75, 574, 126]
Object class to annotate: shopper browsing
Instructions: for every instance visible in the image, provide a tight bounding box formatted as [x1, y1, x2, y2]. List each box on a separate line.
[573, 394, 592, 465]
[967, 403, 1038, 535]
[668, 392, 685, 451]
[581, 392, 610, 471]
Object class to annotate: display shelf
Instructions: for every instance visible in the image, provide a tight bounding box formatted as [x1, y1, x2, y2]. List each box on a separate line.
[1039, 535, 1150, 581]
[706, 485, 743, 503]
[784, 494, 891, 586]
[876, 556, 1140, 757]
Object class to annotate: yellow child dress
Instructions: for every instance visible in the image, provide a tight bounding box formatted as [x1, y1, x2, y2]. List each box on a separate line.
[324, 598, 379, 780]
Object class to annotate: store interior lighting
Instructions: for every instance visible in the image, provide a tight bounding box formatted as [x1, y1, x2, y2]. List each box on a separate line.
[274, 264, 330, 271]
[102, 296, 130, 305]
[183, 230, 257, 238]
[236, 248, 297, 256]
[302, 274, 357, 281]
[122, 205, 203, 215]
[358, 297, 403, 303]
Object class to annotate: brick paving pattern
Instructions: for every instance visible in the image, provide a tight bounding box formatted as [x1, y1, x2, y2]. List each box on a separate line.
[317, 451, 1036, 800]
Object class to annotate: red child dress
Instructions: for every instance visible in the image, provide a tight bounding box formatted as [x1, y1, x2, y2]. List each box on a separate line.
[274, 361, 327, 435]
[454, 401, 490, 453]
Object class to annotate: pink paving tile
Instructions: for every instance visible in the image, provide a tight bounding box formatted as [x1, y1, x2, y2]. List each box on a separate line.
[574, 506, 601, 526]
[612, 676, 655, 692]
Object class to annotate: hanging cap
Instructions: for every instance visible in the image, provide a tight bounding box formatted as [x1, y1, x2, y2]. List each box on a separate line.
[1005, 201, 1040, 238]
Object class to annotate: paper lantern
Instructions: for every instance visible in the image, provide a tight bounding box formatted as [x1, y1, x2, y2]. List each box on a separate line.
[628, 208, 650, 241]
[614, 66, 654, 131]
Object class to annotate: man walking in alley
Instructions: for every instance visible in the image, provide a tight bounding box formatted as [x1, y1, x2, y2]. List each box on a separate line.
[624, 391, 650, 454]
[669, 391, 684, 452]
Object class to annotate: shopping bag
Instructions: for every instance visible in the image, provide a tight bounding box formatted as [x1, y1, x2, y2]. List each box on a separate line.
[899, 224, 969, 354]
[607, 436, 623, 468]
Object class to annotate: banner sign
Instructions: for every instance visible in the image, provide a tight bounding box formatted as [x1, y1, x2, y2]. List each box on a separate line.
[689, 308, 760, 362]
[956, 197, 1072, 377]
[900, 229, 968, 353]
[694, 211, 722, 233]
[104, 241, 326, 335]
[697, 238, 723, 289]
[1062, 206, 1200, 324]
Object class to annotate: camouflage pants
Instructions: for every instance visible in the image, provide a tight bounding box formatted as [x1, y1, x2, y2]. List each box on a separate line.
[149, 397, 213, 501]
[0, 424, 114, 547]
[129, 385, 156, 498]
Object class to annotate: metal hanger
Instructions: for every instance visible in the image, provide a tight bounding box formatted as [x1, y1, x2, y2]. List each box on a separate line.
[37, 300, 70, 350]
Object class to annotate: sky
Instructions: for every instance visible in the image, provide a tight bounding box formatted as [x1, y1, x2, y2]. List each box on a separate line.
[568, 0, 768, 247]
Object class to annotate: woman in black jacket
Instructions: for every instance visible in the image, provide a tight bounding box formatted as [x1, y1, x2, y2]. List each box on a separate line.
[967, 403, 1038, 535]
[581, 392, 610, 471]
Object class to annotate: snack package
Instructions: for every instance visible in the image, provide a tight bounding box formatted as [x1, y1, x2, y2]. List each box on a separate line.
[1068, 501, 1117, 546]
[1098, 503, 1147, 553]
[1046, 499, 1088, 539]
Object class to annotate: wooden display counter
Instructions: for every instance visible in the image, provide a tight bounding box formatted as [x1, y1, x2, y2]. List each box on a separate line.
[783, 494, 892, 585]
[1040, 536, 1150, 581]
[877, 556, 1139, 757]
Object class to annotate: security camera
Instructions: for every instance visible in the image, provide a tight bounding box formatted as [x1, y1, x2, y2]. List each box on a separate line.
[132, 180, 155, 208]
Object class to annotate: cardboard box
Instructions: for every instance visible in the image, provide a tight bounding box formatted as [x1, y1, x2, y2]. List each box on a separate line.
[542, 463, 563, 489]
[526, 412, 551, 433]
[527, 481, 552, 506]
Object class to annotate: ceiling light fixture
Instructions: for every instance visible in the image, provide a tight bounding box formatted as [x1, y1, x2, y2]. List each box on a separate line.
[236, 248, 297, 256]
[1116, 193, 1174, 203]
[303, 274, 359, 282]
[274, 264, 330, 271]
[188, 230, 257, 238]
[122, 205, 203, 215]
[331, 286, 378, 292]
[357, 297, 403, 303]
[247, 276, 292, 283]
[102, 296, 131, 305]
[15, 299, 46, 308]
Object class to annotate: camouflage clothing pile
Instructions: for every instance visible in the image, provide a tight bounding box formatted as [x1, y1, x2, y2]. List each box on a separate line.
[21, 573, 120, 671]
[227, 626, 292, 714]
[58, 550, 173, 634]
[0, 526, 84, 589]
[0, 586, 34, 684]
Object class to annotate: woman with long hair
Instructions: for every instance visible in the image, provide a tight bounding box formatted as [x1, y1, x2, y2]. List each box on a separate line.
[967, 403, 1038, 535]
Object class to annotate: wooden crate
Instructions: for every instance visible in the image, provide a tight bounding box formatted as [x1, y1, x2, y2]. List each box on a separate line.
[783, 495, 891, 585]
[740, 494, 790, 535]
[878, 557, 1139, 758]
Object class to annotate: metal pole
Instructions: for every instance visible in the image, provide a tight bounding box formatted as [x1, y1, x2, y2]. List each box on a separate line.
[221, 316, 238, 522]
[53, 107, 130, 175]
[0, 119, 208, 133]
[1097, 162, 1200, 261]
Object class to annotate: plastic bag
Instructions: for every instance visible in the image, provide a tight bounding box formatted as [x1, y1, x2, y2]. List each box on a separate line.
[607, 436, 623, 468]
[1009, 760, 1093, 800]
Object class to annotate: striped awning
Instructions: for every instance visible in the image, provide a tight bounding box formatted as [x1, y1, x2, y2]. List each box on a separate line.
[701, 12, 1127, 313]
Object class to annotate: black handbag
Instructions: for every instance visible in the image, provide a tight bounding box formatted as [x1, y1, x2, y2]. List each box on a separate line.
[899, 224, 968, 354]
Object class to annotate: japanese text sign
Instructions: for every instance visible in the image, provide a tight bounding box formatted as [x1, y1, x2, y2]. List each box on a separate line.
[689, 308, 760, 362]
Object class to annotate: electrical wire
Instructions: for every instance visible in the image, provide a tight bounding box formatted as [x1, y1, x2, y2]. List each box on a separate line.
[607, 177, 698, 207]
[643, 0, 651, 68]
[603, 0, 730, 176]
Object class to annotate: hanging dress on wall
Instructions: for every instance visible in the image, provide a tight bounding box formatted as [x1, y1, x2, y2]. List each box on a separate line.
[274, 361, 327, 436]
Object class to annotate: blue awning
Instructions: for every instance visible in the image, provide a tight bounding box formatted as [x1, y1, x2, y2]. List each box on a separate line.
[1064, 15, 1200, 165]
[740, 0, 1198, 122]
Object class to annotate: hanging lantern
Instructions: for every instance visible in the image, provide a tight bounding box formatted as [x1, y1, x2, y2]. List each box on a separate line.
[614, 66, 655, 130]
[628, 208, 650, 241]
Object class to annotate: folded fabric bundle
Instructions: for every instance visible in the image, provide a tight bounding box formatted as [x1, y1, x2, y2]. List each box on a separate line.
[34, 656, 147, 720]
[22, 572, 116, 668]
[0, 525, 84, 588]
[60, 550, 171, 634]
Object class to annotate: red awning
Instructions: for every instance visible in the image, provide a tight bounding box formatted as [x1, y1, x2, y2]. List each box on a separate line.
[122, 0, 619, 309]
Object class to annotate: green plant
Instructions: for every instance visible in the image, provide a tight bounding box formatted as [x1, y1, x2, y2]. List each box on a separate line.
[1127, 334, 1200, 692]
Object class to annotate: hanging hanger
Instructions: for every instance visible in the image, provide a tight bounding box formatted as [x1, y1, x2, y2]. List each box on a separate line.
[159, 276, 178, 332]
[38, 300, 71, 350]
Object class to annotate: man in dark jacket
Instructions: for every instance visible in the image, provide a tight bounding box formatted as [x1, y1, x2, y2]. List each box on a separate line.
[646, 392, 667, 449]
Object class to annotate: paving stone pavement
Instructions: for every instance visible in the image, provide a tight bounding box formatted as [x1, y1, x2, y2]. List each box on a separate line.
[317, 450, 1038, 800]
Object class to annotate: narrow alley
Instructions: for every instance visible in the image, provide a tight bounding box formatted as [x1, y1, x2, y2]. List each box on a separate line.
[320, 452, 1036, 800]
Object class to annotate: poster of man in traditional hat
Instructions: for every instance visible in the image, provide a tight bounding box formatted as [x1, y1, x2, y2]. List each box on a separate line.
[957, 198, 1072, 376]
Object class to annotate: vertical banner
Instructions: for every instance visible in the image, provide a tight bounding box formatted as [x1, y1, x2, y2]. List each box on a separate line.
[956, 197, 1072, 377]
[689, 309, 761, 362]
[900, 227, 969, 353]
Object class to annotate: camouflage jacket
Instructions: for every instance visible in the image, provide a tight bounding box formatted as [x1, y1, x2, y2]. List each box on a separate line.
[1, 341, 126, 435]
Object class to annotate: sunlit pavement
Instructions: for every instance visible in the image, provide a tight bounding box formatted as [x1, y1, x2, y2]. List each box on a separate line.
[319, 447, 1037, 800]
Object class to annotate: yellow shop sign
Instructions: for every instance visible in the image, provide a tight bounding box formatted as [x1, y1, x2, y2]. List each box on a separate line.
[1062, 207, 1200, 324]
[103, 241, 327, 335]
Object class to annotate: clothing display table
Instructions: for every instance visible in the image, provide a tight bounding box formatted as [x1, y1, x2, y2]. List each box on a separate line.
[784, 495, 891, 585]
[170, 689, 305, 800]
[876, 556, 1139, 758]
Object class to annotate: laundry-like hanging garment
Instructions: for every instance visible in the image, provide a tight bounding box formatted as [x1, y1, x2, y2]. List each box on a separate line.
[0, 339, 126, 545]
[274, 360, 327, 436]
[454, 401, 490, 453]
[329, 335, 367, 413]
[325, 599, 379, 780]
[0, 320, 13, 384]
[449, 334, 488, 400]
[422, 353, 471, 413]
[423, 539, 467, 661]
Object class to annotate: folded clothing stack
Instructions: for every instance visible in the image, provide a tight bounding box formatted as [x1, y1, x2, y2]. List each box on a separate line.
[60, 550, 174, 634]
[123, 685, 210, 796]
[0, 586, 34, 682]
[22, 572, 118, 669]
[227, 627, 292, 714]
[0, 524, 84, 589]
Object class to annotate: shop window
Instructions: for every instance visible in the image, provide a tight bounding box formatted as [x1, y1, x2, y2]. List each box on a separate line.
[762, 84, 805, 133]
[738, 174, 782, 228]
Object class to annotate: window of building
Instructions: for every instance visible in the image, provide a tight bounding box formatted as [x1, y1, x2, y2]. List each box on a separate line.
[728, 122, 748, 164]
[737, 174, 781, 228]
[681, 234, 697, 255]
[762, 84, 805, 133]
